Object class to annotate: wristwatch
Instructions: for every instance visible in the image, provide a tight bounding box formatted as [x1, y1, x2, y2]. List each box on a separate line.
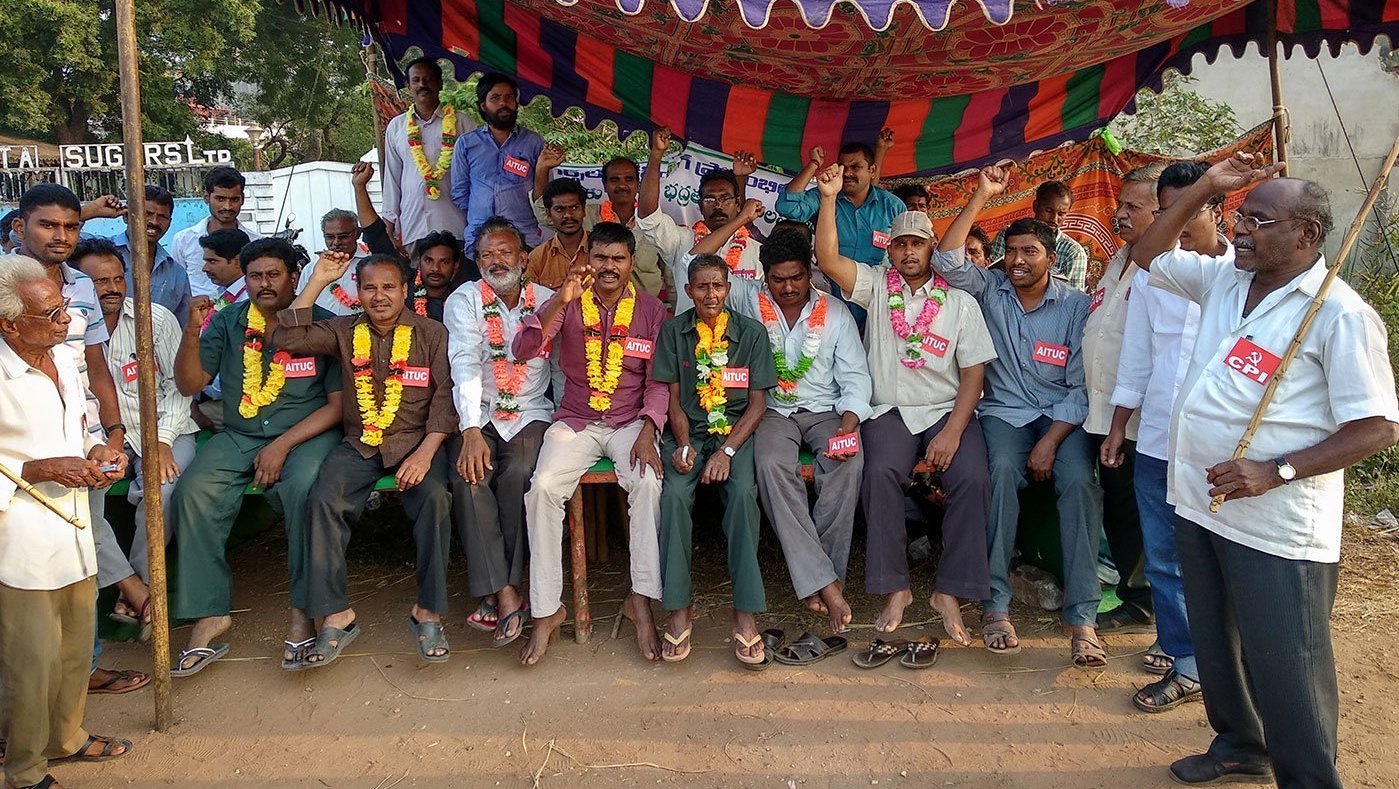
[1274, 457, 1296, 484]
[722, 446, 736, 458]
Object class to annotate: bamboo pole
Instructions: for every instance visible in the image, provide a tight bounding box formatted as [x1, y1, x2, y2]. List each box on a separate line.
[0, 464, 85, 528]
[1266, 0, 1291, 168]
[114, 0, 174, 730]
[1210, 131, 1399, 513]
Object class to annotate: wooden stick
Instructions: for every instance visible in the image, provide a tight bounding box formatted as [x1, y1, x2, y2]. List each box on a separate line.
[1266, 0, 1290, 168]
[114, 0, 174, 730]
[1210, 131, 1399, 512]
[0, 463, 85, 528]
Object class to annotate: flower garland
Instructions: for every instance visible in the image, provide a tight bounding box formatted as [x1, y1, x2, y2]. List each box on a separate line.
[351, 323, 413, 446]
[412, 270, 429, 317]
[482, 280, 537, 420]
[580, 284, 636, 413]
[692, 221, 749, 274]
[694, 311, 732, 435]
[331, 281, 361, 311]
[406, 105, 457, 200]
[757, 292, 827, 404]
[202, 282, 245, 334]
[886, 268, 950, 370]
[238, 307, 286, 418]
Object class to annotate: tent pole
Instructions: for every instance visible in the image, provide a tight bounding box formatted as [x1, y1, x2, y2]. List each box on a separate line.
[114, 0, 174, 731]
[1267, 0, 1291, 168]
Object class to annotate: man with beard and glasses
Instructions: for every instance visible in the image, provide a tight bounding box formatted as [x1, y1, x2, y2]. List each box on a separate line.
[929, 166, 1106, 669]
[170, 166, 262, 298]
[169, 238, 344, 676]
[74, 238, 197, 591]
[814, 166, 997, 644]
[297, 209, 366, 316]
[445, 217, 557, 648]
[532, 147, 670, 300]
[451, 72, 545, 250]
[278, 252, 456, 669]
[525, 178, 589, 290]
[513, 221, 670, 666]
[639, 128, 761, 310]
[381, 56, 470, 246]
[989, 180, 1089, 292]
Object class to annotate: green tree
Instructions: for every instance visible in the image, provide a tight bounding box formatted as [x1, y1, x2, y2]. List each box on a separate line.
[1109, 73, 1242, 157]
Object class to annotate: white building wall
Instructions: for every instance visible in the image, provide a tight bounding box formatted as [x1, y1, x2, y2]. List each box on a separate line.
[243, 151, 383, 254]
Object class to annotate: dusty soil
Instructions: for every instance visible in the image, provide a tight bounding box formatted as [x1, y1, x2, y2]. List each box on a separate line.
[63, 514, 1399, 789]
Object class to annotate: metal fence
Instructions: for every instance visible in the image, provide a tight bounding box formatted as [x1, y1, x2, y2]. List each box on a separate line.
[0, 166, 215, 204]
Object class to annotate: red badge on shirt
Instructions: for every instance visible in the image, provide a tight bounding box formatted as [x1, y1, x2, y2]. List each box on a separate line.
[277, 353, 318, 379]
[721, 367, 749, 388]
[1089, 288, 1106, 314]
[503, 156, 531, 178]
[402, 366, 431, 387]
[537, 341, 553, 359]
[1223, 337, 1281, 386]
[1032, 340, 1070, 367]
[827, 432, 861, 456]
[120, 360, 139, 383]
[732, 269, 757, 280]
[921, 333, 950, 359]
[872, 230, 890, 250]
[623, 337, 653, 360]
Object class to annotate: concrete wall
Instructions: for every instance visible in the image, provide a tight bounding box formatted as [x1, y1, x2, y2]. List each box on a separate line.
[1185, 43, 1399, 264]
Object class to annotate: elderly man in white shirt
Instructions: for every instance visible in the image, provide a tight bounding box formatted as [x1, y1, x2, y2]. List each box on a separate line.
[1131, 155, 1399, 789]
[381, 56, 470, 246]
[0, 255, 134, 789]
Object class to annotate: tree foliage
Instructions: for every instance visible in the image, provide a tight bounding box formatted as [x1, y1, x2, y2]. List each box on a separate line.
[1109, 73, 1242, 158]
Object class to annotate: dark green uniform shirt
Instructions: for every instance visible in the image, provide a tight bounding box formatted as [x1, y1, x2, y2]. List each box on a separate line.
[653, 308, 778, 436]
[201, 302, 342, 451]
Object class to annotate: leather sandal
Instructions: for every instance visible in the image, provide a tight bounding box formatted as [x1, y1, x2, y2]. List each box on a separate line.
[1133, 670, 1203, 713]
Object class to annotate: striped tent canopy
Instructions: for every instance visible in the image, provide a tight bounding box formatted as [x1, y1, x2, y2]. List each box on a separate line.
[313, 0, 1399, 175]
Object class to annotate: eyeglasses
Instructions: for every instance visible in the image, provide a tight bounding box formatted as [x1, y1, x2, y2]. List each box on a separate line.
[699, 195, 736, 207]
[1231, 211, 1294, 233]
[19, 298, 72, 324]
[1152, 205, 1212, 218]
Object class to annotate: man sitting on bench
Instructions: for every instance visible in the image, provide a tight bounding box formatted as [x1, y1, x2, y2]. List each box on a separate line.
[169, 238, 344, 676]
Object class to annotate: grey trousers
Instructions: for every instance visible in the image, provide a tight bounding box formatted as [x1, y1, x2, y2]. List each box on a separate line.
[126, 432, 199, 583]
[304, 442, 453, 619]
[754, 409, 862, 600]
[449, 422, 547, 598]
[91, 489, 133, 589]
[1176, 517, 1341, 789]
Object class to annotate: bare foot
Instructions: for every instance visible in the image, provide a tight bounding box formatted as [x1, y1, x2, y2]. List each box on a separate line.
[284, 608, 314, 663]
[803, 594, 828, 616]
[732, 609, 764, 662]
[178, 615, 232, 672]
[930, 591, 972, 646]
[817, 582, 852, 634]
[875, 589, 914, 633]
[661, 607, 693, 661]
[520, 606, 566, 666]
[624, 592, 660, 661]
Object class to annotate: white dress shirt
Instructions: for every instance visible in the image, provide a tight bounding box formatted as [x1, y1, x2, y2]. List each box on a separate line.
[1111, 266, 1202, 461]
[1151, 249, 1399, 562]
[0, 339, 98, 590]
[105, 298, 198, 455]
[297, 257, 364, 317]
[636, 207, 762, 314]
[170, 216, 262, 298]
[382, 107, 471, 245]
[1081, 246, 1141, 438]
[444, 281, 558, 441]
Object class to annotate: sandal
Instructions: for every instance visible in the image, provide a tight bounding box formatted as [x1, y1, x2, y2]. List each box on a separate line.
[900, 639, 940, 669]
[89, 668, 152, 693]
[745, 629, 784, 672]
[492, 605, 530, 648]
[1143, 642, 1174, 675]
[408, 615, 450, 663]
[281, 637, 315, 671]
[981, 612, 1022, 655]
[852, 639, 910, 669]
[170, 643, 229, 678]
[110, 597, 153, 643]
[466, 600, 499, 633]
[774, 632, 848, 666]
[1132, 670, 1202, 713]
[297, 623, 360, 671]
[10, 775, 58, 789]
[661, 626, 692, 663]
[733, 631, 767, 667]
[1070, 630, 1108, 669]
[53, 733, 132, 764]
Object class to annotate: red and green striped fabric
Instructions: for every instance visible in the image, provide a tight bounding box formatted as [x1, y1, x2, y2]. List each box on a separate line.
[317, 0, 1399, 176]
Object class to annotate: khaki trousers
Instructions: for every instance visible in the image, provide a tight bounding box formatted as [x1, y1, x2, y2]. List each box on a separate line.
[0, 577, 97, 787]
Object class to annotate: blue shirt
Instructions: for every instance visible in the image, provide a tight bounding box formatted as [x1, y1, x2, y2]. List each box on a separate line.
[449, 124, 545, 249]
[930, 246, 1090, 428]
[108, 230, 191, 328]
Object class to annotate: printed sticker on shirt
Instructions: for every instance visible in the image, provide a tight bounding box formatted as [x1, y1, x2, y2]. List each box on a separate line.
[277, 353, 318, 379]
[721, 367, 749, 388]
[1222, 337, 1281, 386]
[1089, 288, 1106, 314]
[537, 341, 553, 359]
[872, 230, 890, 250]
[623, 337, 654, 360]
[120, 360, 139, 383]
[827, 432, 861, 456]
[732, 269, 757, 280]
[921, 333, 950, 359]
[502, 156, 531, 178]
[402, 366, 432, 388]
[1032, 340, 1070, 367]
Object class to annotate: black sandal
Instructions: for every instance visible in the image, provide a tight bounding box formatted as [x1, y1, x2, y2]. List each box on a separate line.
[900, 639, 940, 669]
[852, 639, 909, 669]
[53, 733, 132, 764]
[1132, 670, 1202, 713]
[774, 632, 848, 666]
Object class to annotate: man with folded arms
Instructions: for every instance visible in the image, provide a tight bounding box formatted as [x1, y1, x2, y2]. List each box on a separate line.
[514, 222, 669, 665]
[277, 250, 456, 668]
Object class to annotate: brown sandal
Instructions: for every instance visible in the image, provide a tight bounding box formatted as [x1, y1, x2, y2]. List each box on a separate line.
[980, 612, 1022, 655]
[1070, 630, 1108, 668]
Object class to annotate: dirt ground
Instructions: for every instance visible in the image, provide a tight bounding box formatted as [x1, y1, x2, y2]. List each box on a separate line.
[61, 513, 1399, 789]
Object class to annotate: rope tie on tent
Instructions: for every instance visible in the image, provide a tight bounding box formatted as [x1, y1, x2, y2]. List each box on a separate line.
[1271, 103, 1292, 147]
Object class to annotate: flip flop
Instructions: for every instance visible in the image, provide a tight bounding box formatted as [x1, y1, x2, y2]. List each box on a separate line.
[110, 597, 153, 643]
[852, 639, 910, 669]
[734, 628, 782, 670]
[281, 637, 315, 671]
[900, 640, 940, 669]
[297, 623, 360, 671]
[492, 605, 530, 648]
[774, 632, 848, 666]
[409, 615, 450, 663]
[170, 643, 229, 678]
[52, 734, 132, 764]
[466, 600, 499, 633]
[88, 668, 153, 693]
[661, 626, 692, 663]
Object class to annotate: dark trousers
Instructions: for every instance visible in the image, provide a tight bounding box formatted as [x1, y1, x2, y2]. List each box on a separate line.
[1092, 433, 1151, 613]
[305, 442, 453, 619]
[1176, 517, 1341, 789]
[448, 422, 546, 598]
[861, 410, 990, 600]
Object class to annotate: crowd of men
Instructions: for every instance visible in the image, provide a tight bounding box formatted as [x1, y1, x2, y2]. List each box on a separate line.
[1, 58, 1396, 789]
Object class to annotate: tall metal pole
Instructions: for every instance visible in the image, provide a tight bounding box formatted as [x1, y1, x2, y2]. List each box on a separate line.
[114, 0, 174, 731]
[1267, 0, 1291, 168]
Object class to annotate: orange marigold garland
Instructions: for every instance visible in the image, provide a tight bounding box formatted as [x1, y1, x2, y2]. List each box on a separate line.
[694, 310, 732, 435]
[481, 280, 537, 420]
